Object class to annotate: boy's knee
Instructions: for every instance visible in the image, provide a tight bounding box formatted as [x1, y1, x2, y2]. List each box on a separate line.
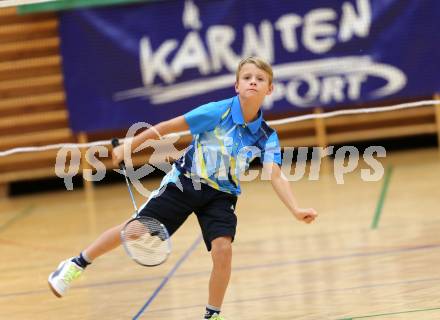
[211, 237, 232, 261]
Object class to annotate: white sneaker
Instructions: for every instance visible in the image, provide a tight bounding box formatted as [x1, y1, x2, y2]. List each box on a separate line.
[48, 258, 84, 297]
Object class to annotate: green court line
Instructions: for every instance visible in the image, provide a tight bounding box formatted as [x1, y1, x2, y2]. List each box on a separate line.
[337, 306, 440, 319]
[0, 205, 35, 233]
[371, 165, 393, 229]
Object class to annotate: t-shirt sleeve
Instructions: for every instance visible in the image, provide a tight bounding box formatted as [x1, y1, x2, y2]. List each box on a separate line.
[183, 102, 225, 135]
[261, 131, 282, 165]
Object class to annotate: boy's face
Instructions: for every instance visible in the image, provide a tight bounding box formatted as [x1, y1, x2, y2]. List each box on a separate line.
[235, 63, 273, 101]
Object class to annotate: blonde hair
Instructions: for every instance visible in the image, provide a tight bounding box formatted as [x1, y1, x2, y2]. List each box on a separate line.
[235, 56, 273, 85]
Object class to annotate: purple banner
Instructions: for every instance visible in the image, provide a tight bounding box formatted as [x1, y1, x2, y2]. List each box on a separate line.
[59, 0, 440, 133]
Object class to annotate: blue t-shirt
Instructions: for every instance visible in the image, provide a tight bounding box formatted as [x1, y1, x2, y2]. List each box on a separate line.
[165, 95, 281, 195]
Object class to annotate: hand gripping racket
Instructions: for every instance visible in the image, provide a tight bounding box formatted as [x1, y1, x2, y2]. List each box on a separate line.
[112, 138, 171, 267]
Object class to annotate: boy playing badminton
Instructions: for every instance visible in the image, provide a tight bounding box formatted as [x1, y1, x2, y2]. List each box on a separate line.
[48, 56, 318, 320]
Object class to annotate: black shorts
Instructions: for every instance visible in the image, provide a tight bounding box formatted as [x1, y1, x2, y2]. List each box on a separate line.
[138, 174, 238, 251]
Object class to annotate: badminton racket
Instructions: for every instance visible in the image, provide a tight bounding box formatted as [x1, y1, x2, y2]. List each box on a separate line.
[112, 138, 171, 267]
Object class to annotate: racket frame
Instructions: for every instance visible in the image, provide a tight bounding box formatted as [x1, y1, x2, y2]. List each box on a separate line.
[120, 216, 171, 267]
[112, 138, 171, 267]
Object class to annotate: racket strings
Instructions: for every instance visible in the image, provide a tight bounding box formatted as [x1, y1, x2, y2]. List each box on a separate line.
[122, 217, 170, 266]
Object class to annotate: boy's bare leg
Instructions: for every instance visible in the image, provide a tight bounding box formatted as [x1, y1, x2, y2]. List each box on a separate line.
[48, 221, 128, 297]
[208, 236, 232, 308]
[84, 221, 127, 260]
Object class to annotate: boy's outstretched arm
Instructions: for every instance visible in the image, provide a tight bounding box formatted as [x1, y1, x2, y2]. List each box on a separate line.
[112, 116, 189, 166]
[263, 162, 318, 224]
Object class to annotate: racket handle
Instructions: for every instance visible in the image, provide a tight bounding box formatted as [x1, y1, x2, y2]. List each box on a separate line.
[111, 138, 126, 170]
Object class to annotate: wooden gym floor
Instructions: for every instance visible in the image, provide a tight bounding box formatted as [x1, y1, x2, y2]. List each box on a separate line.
[0, 147, 439, 320]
